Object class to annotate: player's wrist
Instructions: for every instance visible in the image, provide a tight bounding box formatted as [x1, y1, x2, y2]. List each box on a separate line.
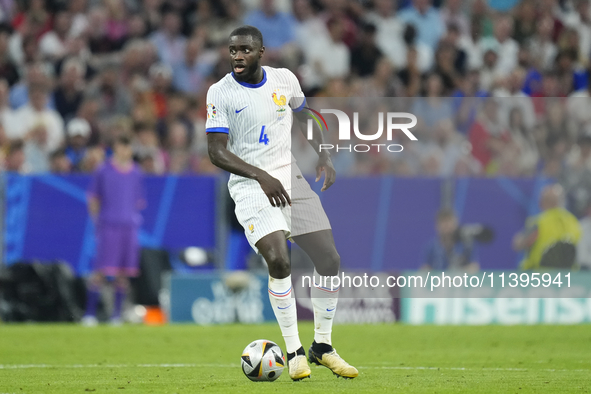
[318, 151, 331, 161]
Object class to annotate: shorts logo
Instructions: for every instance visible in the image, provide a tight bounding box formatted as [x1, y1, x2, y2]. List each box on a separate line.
[272, 91, 286, 119]
[248, 224, 254, 233]
[207, 103, 217, 119]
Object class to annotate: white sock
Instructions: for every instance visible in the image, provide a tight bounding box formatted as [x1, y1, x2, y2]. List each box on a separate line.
[311, 269, 339, 346]
[268, 275, 302, 354]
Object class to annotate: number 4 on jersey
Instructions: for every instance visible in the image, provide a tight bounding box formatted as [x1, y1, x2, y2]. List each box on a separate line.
[259, 126, 269, 145]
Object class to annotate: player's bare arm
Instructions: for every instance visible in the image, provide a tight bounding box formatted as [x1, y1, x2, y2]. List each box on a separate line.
[207, 132, 291, 207]
[294, 111, 336, 192]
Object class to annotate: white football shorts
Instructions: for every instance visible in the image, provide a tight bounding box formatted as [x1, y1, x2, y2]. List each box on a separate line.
[232, 173, 331, 254]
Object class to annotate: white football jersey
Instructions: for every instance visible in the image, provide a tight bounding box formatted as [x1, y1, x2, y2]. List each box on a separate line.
[205, 66, 306, 196]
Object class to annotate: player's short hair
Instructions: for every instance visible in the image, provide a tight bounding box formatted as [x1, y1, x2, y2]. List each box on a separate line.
[115, 135, 132, 146]
[229, 25, 264, 47]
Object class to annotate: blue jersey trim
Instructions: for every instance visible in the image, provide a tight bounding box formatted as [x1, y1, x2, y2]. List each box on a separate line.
[231, 68, 267, 88]
[206, 127, 229, 134]
[292, 97, 307, 112]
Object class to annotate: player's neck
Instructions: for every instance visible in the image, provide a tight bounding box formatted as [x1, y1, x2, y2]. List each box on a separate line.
[112, 157, 133, 172]
[244, 67, 264, 85]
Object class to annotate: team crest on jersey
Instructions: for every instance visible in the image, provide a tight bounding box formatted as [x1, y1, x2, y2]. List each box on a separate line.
[272, 90, 287, 119]
[207, 103, 217, 119]
[248, 224, 254, 233]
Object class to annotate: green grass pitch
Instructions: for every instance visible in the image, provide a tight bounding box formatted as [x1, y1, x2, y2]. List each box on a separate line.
[0, 323, 589, 393]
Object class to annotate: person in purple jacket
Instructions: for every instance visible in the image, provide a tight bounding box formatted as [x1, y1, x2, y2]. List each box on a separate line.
[82, 135, 146, 326]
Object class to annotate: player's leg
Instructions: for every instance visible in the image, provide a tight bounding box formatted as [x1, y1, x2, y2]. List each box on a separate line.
[111, 225, 141, 325]
[255, 230, 310, 381]
[293, 231, 358, 378]
[292, 229, 339, 343]
[82, 223, 116, 326]
[82, 270, 105, 326]
[112, 274, 129, 325]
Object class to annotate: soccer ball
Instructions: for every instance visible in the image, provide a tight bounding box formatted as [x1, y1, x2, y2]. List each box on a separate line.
[241, 339, 285, 381]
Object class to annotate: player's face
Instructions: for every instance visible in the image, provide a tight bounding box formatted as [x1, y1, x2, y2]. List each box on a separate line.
[114, 141, 133, 162]
[228, 35, 264, 82]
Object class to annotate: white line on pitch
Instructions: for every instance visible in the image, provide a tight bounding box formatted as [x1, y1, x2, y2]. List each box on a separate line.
[0, 364, 589, 373]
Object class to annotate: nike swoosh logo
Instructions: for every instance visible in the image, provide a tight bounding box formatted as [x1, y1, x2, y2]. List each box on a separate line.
[327, 308, 335, 312]
[278, 305, 292, 310]
[235, 106, 248, 113]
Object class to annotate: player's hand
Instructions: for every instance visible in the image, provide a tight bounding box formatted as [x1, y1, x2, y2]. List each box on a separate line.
[257, 172, 292, 207]
[316, 154, 336, 192]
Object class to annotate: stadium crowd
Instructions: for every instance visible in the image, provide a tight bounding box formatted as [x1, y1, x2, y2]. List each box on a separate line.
[0, 0, 591, 186]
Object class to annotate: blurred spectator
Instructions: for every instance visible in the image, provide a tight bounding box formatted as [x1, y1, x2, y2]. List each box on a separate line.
[513, 0, 536, 44]
[11, 0, 51, 35]
[440, 0, 469, 37]
[0, 23, 18, 86]
[49, 148, 72, 173]
[39, 8, 73, 61]
[397, 45, 422, 96]
[364, 0, 405, 70]
[244, 0, 298, 67]
[149, 9, 186, 66]
[87, 62, 133, 124]
[567, 69, 591, 130]
[399, 0, 445, 51]
[204, 0, 243, 47]
[572, 0, 591, 68]
[245, 0, 295, 51]
[79, 144, 104, 172]
[293, 0, 329, 59]
[87, 5, 110, 54]
[4, 138, 25, 172]
[139, 0, 163, 35]
[422, 208, 479, 271]
[132, 121, 166, 174]
[350, 23, 382, 78]
[53, 57, 85, 122]
[64, 117, 90, 171]
[468, 98, 509, 172]
[495, 68, 536, 130]
[478, 15, 518, 78]
[103, 0, 128, 51]
[507, 107, 539, 175]
[0, 77, 15, 127]
[411, 73, 454, 127]
[514, 184, 581, 269]
[9, 83, 63, 154]
[355, 57, 402, 97]
[68, 0, 89, 39]
[147, 63, 173, 121]
[164, 119, 191, 173]
[127, 12, 148, 40]
[172, 36, 217, 94]
[0, 1, 14, 24]
[527, 14, 558, 72]
[433, 118, 468, 176]
[9, 62, 54, 109]
[301, 16, 350, 91]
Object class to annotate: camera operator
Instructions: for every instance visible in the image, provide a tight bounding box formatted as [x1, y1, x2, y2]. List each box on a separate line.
[421, 208, 481, 272]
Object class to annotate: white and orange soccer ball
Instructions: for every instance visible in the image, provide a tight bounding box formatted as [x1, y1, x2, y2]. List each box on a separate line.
[241, 339, 285, 381]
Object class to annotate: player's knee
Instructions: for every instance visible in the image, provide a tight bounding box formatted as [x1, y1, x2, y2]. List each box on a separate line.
[88, 272, 105, 288]
[266, 255, 291, 279]
[115, 275, 129, 290]
[315, 250, 340, 276]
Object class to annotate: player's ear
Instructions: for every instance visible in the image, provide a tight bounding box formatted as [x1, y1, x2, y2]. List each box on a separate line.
[259, 46, 265, 58]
